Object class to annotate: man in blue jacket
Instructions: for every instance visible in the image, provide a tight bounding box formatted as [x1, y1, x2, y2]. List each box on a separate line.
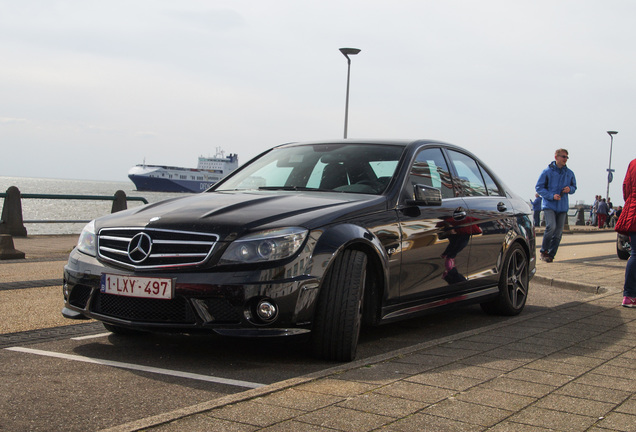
[535, 148, 577, 262]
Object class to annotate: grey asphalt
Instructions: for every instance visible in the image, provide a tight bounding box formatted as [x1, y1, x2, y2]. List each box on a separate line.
[5, 228, 636, 432]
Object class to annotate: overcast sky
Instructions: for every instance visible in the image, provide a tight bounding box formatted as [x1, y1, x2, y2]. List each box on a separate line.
[1, 0, 634, 205]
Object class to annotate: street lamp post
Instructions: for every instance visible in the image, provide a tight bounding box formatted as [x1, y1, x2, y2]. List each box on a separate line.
[339, 47, 361, 139]
[606, 130, 618, 201]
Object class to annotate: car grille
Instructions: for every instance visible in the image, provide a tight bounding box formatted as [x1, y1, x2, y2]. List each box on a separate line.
[92, 292, 197, 324]
[202, 299, 242, 323]
[68, 285, 92, 309]
[97, 228, 218, 270]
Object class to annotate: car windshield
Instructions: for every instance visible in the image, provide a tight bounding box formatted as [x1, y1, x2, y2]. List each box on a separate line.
[214, 143, 405, 195]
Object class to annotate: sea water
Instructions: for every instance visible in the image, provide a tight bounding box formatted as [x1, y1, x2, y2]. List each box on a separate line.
[0, 176, 188, 235]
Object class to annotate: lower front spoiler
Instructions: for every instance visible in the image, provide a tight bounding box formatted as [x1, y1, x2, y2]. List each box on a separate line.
[62, 307, 311, 337]
[213, 328, 310, 337]
[62, 307, 90, 320]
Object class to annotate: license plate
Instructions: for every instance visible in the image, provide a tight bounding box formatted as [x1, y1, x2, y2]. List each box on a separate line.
[100, 273, 173, 300]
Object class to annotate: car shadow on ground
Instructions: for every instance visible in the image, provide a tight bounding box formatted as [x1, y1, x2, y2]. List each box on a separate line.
[66, 305, 608, 386]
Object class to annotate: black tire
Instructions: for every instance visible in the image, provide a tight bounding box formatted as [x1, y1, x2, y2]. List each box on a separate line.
[311, 249, 367, 362]
[103, 322, 143, 335]
[481, 243, 528, 316]
[617, 245, 630, 261]
[617, 236, 631, 260]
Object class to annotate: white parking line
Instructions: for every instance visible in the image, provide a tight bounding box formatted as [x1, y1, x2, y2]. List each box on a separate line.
[5, 347, 265, 389]
[71, 332, 111, 341]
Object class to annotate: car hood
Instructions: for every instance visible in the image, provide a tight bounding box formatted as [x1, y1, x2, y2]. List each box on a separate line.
[94, 191, 387, 241]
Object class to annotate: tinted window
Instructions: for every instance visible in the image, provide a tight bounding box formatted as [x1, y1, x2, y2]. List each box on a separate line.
[408, 147, 454, 199]
[216, 143, 404, 195]
[447, 150, 487, 197]
[479, 164, 503, 196]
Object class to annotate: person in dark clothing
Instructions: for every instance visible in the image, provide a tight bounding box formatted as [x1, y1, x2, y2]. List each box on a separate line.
[532, 193, 542, 227]
[597, 198, 609, 228]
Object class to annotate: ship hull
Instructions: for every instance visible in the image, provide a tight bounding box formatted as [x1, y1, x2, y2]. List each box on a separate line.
[127, 152, 238, 193]
[128, 175, 216, 193]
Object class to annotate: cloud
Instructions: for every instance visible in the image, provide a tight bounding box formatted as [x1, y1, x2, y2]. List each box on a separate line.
[0, 117, 27, 124]
[134, 131, 159, 139]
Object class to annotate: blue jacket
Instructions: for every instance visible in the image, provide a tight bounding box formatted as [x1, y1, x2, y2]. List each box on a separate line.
[532, 196, 542, 211]
[535, 161, 577, 213]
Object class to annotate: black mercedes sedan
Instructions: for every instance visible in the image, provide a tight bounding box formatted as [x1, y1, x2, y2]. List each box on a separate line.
[62, 140, 536, 361]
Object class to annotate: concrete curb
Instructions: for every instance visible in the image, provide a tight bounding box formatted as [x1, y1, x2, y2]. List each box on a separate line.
[532, 275, 608, 294]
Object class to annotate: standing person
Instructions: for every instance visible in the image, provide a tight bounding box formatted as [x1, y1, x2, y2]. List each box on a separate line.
[532, 193, 542, 227]
[535, 148, 577, 262]
[591, 195, 600, 226]
[597, 198, 609, 228]
[615, 158, 636, 307]
[613, 205, 623, 226]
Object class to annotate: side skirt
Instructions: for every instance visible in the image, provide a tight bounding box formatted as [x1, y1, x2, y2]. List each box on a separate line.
[381, 287, 499, 322]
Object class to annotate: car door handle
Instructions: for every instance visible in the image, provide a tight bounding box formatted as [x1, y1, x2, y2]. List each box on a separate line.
[453, 209, 467, 220]
[497, 202, 507, 212]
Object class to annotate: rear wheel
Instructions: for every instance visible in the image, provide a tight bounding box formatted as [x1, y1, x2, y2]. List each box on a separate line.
[311, 249, 367, 362]
[481, 243, 528, 316]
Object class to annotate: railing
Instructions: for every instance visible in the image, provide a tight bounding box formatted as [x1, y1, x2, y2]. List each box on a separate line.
[0, 187, 149, 236]
[0, 192, 148, 224]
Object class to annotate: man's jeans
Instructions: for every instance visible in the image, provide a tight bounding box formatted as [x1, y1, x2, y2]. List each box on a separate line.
[541, 209, 567, 258]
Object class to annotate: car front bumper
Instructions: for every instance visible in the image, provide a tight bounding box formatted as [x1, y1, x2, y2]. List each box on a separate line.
[62, 248, 321, 336]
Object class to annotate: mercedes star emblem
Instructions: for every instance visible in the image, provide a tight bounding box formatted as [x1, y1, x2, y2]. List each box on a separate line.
[127, 232, 153, 263]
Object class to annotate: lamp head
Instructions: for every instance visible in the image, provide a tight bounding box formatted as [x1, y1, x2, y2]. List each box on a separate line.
[607, 131, 618, 136]
[339, 48, 361, 58]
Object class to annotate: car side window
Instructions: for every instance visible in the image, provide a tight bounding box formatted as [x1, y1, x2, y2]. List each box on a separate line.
[479, 164, 503, 196]
[446, 150, 488, 197]
[408, 148, 454, 199]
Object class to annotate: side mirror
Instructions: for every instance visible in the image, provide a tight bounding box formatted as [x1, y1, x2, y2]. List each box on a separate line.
[408, 184, 443, 206]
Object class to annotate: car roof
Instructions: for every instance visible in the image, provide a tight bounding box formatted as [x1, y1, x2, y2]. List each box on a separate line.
[274, 139, 476, 157]
[275, 138, 458, 149]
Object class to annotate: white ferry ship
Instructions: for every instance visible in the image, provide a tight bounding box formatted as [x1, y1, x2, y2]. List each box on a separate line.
[128, 150, 239, 193]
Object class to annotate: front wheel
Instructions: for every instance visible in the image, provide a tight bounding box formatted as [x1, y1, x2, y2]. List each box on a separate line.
[311, 249, 367, 362]
[617, 244, 630, 261]
[481, 243, 528, 316]
[617, 235, 631, 260]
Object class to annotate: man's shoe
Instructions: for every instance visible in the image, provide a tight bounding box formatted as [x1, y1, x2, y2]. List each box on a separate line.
[622, 297, 636, 308]
[544, 255, 553, 263]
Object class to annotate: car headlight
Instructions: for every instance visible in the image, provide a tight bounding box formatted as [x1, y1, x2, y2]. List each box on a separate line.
[219, 227, 308, 264]
[77, 220, 97, 256]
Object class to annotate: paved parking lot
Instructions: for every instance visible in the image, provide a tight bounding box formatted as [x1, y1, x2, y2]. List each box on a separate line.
[1, 230, 634, 431]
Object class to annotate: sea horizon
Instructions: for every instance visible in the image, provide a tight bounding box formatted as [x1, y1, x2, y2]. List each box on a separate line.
[0, 176, 188, 235]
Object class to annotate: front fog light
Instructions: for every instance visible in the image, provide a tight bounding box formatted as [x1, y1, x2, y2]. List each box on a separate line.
[256, 299, 278, 322]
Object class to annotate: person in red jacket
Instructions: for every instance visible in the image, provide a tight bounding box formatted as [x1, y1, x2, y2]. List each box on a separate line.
[615, 158, 636, 307]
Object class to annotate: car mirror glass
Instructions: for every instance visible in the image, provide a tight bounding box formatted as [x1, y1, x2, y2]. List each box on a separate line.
[410, 184, 443, 206]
